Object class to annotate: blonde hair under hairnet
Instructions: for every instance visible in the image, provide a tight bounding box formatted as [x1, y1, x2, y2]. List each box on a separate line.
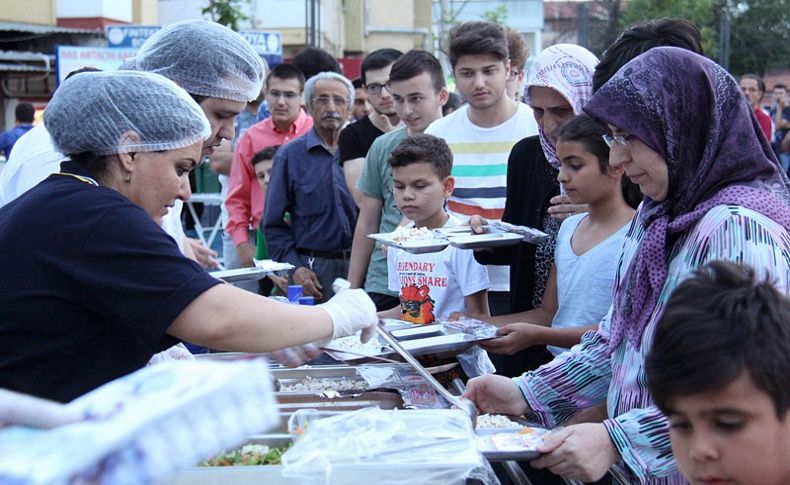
[45, 71, 211, 156]
[134, 19, 266, 102]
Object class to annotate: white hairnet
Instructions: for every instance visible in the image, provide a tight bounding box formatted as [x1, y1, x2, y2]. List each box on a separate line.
[45, 71, 211, 156]
[134, 20, 266, 102]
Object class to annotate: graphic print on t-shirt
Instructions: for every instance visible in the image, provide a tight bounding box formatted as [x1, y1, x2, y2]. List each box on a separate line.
[399, 283, 436, 323]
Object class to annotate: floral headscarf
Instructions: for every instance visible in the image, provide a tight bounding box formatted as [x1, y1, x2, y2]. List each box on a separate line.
[523, 44, 599, 168]
[583, 47, 790, 351]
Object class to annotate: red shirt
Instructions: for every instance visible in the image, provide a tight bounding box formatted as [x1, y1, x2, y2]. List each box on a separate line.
[754, 107, 773, 142]
[226, 110, 313, 246]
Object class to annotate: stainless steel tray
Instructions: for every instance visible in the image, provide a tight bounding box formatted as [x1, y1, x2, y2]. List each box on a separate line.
[209, 266, 270, 283]
[367, 232, 450, 254]
[448, 232, 524, 250]
[275, 391, 404, 411]
[325, 320, 497, 364]
[475, 426, 548, 462]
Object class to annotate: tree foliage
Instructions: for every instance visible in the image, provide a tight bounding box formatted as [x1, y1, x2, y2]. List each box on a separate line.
[727, 0, 790, 75]
[617, 0, 790, 76]
[201, 0, 250, 31]
[481, 4, 508, 24]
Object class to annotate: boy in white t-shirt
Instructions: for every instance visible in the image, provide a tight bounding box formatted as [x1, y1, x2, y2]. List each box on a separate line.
[380, 134, 490, 323]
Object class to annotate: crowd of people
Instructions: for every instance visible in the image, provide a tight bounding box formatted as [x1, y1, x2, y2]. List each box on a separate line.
[0, 15, 789, 485]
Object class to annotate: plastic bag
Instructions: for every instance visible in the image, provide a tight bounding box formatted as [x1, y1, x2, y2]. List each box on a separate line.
[0, 359, 279, 485]
[281, 407, 498, 484]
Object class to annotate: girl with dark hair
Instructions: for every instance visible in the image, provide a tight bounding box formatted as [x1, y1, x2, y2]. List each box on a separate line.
[482, 114, 635, 359]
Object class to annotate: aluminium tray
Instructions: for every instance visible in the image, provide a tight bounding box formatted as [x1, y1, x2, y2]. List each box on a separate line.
[209, 266, 270, 283]
[475, 426, 549, 461]
[367, 232, 449, 254]
[324, 320, 497, 364]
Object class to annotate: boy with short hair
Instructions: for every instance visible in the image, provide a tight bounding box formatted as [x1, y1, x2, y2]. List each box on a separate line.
[646, 260, 790, 485]
[250, 145, 287, 295]
[380, 134, 489, 323]
[425, 20, 538, 317]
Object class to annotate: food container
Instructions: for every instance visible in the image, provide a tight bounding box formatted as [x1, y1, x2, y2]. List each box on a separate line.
[163, 409, 495, 485]
[475, 425, 549, 461]
[271, 364, 450, 410]
[323, 319, 497, 364]
[367, 232, 450, 254]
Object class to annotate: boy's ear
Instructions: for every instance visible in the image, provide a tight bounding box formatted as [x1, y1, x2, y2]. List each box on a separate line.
[438, 87, 449, 107]
[443, 175, 455, 198]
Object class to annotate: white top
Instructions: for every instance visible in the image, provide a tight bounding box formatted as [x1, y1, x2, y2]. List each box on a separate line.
[0, 124, 66, 207]
[387, 215, 490, 323]
[0, 124, 186, 253]
[547, 212, 630, 356]
[425, 103, 538, 291]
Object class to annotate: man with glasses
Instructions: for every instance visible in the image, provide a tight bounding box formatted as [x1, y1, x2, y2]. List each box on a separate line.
[264, 72, 357, 302]
[339, 49, 403, 205]
[226, 63, 313, 274]
[504, 27, 528, 102]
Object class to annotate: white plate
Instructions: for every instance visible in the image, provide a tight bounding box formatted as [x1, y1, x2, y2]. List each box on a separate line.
[367, 233, 449, 254]
[448, 232, 524, 250]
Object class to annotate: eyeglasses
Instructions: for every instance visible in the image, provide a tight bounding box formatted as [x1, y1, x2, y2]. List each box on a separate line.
[311, 95, 349, 107]
[602, 133, 633, 147]
[267, 90, 300, 100]
[365, 82, 392, 95]
[508, 68, 520, 82]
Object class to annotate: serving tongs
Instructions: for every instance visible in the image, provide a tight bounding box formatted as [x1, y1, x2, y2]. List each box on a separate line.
[374, 321, 479, 426]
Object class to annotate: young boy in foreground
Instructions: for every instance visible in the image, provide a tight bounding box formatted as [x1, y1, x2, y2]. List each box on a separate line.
[646, 260, 790, 485]
[379, 134, 490, 323]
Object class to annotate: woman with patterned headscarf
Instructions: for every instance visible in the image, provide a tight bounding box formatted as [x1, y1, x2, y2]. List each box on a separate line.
[464, 47, 790, 483]
[471, 44, 599, 378]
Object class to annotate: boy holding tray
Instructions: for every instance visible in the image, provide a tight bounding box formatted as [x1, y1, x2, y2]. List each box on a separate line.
[379, 134, 490, 324]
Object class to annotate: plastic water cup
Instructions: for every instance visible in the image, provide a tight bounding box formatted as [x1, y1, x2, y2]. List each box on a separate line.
[297, 296, 315, 306]
[287, 285, 303, 302]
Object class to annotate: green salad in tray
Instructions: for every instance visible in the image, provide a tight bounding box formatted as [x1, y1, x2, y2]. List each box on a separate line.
[201, 442, 292, 466]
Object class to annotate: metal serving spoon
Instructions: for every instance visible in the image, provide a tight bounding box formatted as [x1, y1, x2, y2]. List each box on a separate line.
[374, 321, 479, 426]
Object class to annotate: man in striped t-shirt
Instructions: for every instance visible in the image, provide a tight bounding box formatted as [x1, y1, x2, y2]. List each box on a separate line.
[426, 21, 538, 315]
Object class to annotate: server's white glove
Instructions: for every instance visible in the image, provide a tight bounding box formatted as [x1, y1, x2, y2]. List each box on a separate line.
[318, 288, 378, 342]
[268, 343, 323, 368]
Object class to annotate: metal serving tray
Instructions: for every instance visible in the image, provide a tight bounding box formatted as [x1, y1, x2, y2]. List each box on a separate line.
[475, 426, 549, 462]
[275, 390, 404, 411]
[209, 266, 270, 283]
[324, 320, 497, 364]
[448, 232, 524, 250]
[367, 232, 449, 254]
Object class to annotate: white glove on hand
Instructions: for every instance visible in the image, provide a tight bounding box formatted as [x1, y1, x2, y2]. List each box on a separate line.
[318, 289, 378, 342]
[268, 343, 323, 367]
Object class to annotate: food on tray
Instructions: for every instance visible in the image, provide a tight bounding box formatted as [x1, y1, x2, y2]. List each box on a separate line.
[201, 442, 292, 466]
[475, 413, 520, 429]
[390, 226, 435, 243]
[278, 375, 369, 392]
[475, 426, 547, 452]
[328, 335, 384, 354]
